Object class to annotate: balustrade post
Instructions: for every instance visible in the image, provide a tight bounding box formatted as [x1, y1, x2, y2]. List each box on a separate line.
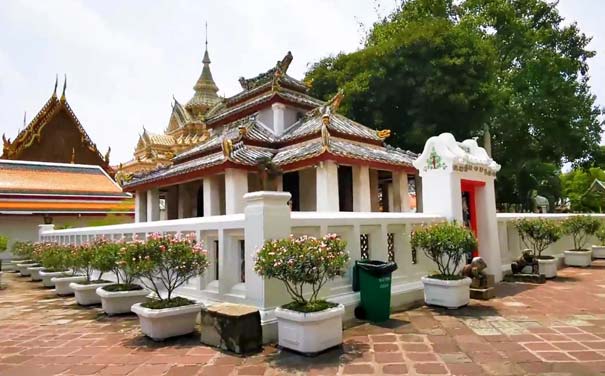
[38, 224, 54, 242]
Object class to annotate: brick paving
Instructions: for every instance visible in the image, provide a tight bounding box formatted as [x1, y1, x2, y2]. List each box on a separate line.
[1, 261, 605, 375]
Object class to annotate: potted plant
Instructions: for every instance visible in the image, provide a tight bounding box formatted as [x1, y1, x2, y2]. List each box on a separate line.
[28, 243, 47, 282]
[12, 241, 37, 276]
[562, 215, 600, 267]
[514, 218, 561, 278]
[38, 243, 73, 288]
[42, 244, 86, 295]
[95, 237, 151, 316]
[70, 239, 114, 305]
[129, 233, 209, 341]
[411, 222, 477, 309]
[593, 225, 605, 259]
[254, 234, 349, 355]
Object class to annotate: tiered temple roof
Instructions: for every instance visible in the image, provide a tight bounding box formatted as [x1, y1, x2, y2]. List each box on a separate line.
[123, 52, 417, 191]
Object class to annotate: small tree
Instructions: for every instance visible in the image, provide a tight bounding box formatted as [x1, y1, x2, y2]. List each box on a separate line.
[12, 241, 36, 260]
[595, 226, 605, 246]
[254, 234, 349, 312]
[70, 243, 101, 282]
[93, 238, 137, 286]
[125, 233, 209, 305]
[38, 244, 73, 272]
[0, 235, 7, 252]
[514, 218, 561, 259]
[561, 215, 601, 251]
[411, 222, 477, 279]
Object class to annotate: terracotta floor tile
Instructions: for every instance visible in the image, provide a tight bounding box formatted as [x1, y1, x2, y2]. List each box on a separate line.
[382, 363, 408, 374]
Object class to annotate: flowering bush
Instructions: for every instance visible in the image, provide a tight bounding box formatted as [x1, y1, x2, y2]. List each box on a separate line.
[12, 241, 36, 260]
[595, 226, 605, 245]
[254, 234, 349, 311]
[93, 237, 137, 288]
[411, 222, 477, 279]
[514, 218, 561, 259]
[124, 233, 208, 306]
[38, 243, 73, 272]
[561, 215, 601, 251]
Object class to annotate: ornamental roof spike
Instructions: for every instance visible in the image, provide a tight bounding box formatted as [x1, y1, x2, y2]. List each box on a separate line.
[328, 89, 344, 112]
[60, 74, 67, 102]
[52, 74, 58, 98]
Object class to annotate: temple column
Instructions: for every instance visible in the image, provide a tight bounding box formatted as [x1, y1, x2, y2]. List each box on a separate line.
[352, 165, 371, 212]
[225, 168, 248, 214]
[316, 160, 339, 211]
[392, 171, 410, 212]
[146, 189, 160, 222]
[203, 175, 221, 216]
[369, 169, 380, 212]
[135, 191, 147, 223]
[272, 103, 286, 135]
[415, 174, 423, 212]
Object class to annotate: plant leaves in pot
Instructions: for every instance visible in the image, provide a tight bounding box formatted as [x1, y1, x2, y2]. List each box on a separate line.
[514, 218, 561, 279]
[562, 215, 599, 267]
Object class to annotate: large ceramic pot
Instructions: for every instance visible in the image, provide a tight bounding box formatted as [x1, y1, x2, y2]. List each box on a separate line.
[10, 260, 31, 273]
[96, 286, 150, 316]
[51, 275, 87, 296]
[70, 281, 113, 306]
[592, 245, 605, 259]
[274, 304, 345, 355]
[564, 250, 592, 267]
[421, 276, 471, 309]
[28, 266, 45, 282]
[17, 262, 37, 277]
[131, 302, 203, 341]
[537, 257, 557, 279]
[39, 270, 70, 288]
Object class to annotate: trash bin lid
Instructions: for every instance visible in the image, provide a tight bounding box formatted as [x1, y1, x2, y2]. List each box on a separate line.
[356, 260, 398, 276]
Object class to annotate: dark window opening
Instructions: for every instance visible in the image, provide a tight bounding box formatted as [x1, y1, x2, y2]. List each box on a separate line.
[282, 171, 300, 211]
[338, 165, 353, 212]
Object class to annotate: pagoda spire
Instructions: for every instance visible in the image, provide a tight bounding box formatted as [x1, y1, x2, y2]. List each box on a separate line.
[61, 74, 67, 102]
[186, 22, 220, 115]
[52, 75, 58, 98]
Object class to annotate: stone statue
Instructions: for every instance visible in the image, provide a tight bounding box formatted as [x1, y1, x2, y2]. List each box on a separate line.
[529, 190, 549, 213]
[460, 256, 487, 280]
[511, 249, 535, 274]
[461, 256, 495, 299]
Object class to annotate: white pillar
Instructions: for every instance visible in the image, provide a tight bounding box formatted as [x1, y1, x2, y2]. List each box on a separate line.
[370, 169, 380, 212]
[146, 189, 160, 222]
[316, 160, 339, 212]
[353, 165, 371, 212]
[392, 171, 410, 212]
[38, 224, 55, 242]
[244, 191, 292, 343]
[225, 168, 248, 214]
[272, 103, 286, 135]
[203, 176, 221, 216]
[476, 180, 503, 282]
[135, 191, 147, 223]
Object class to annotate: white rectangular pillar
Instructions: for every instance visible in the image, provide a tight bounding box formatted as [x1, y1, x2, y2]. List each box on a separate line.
[414, 174, 423, 213]
[353, 165, 371, 212]
[316, 160, 339, 212]
[203, 176, 221, 216]
[134, 190, 147, 223]
[370, 169, 380, 212]
[146, 189, 160, 222]
[225, 168, 248, 214]
[272, 103, 286, 135]
[392, 171, 410, 212]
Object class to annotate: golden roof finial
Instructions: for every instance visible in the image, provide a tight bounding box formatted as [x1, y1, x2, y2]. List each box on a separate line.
[376, 129, 391, 140]
[52, 74, 58, 98]
[61, 74, 67, 102]
[329, 89, 345, 112]
[222, 138, 233, 159]
[104, 146, 111, 163]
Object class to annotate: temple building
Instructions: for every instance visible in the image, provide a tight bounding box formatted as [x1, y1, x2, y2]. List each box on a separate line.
[121, 50, 420, 222]
[0, 159, 133, 252]
[2, 78, 112, 175]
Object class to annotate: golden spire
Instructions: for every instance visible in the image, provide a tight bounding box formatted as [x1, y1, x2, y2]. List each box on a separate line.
[52, 74, 58, 98]
[61, 74, 67, 102]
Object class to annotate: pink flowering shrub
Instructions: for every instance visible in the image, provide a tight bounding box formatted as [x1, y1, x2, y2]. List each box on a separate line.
[93, 237, 137, 286]
[124, 233, 209, 302]
[254, 234, 349, 308]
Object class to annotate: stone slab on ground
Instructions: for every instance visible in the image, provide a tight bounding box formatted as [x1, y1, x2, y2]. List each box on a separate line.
[200, 303, 262, 354]
[470, 287, 496, 300]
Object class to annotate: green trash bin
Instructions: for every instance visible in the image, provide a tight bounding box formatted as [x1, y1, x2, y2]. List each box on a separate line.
[353, 260, 398, 323]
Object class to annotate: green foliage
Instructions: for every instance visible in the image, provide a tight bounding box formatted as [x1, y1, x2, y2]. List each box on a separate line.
[12, 241, 35, 260]
[561, 167, 605, 212]
[595, 226, 605, 245]
[254, 234, 349, 309]
[282, 300, 338, 313]
[38, 244, 73, 272]
[514, 218, 561, 258]
[92, 238, 135, 286]
[70, 243, 99, 282]
[305, 0, 603, 208]
[102, 283, 143, 292]
[0, 235, 7, 252]
[410, 222, 477, 277]
[141, 297, 194, 310]
[561, 215, 601, 251]
[125, 233, 209, 302]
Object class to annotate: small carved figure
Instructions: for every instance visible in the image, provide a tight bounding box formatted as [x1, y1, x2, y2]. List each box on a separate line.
[511, 249, 535, 274]
[460, 257, 487, 280]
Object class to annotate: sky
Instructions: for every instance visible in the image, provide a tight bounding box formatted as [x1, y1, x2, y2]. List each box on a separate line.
[0, 0, 603, 165]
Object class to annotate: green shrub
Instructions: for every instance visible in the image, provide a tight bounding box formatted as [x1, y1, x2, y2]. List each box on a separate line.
[12, 241, 36, 260]
[0, 235, 7, 252]
[126, 233, 209, 305]
[595, 226, 605, 245]
[38, 243, 72, 272]
[514, 218, 561, 259]
[93, 237, 136, 286]
[411, 222, 477, 279]
[561, 215, 601, 251]
[254, 234, 349, 311]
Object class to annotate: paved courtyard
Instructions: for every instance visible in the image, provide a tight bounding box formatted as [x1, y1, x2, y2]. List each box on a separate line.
[1, 262, 605, 376]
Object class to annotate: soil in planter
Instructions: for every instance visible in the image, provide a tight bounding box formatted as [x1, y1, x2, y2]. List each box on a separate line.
[537, 255, 555, 260]
[77, 279, 113, 285]
[41, 269, 69, 273]
[282, 300, 338, 313]
[141, 297, 194, 309]
[427, 274, 466, 281]
[102, 283, 144, 292]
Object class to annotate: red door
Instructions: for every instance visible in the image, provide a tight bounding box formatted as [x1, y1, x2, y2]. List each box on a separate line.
[461, 180, 485, 257]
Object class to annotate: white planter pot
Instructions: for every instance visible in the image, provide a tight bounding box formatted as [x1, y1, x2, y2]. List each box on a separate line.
[538, 258, 557, 279]
[39, 270, 70, 288]
[422, 276, 471, 309]
[592, 245, 605, 259]
[131, 302, 203, 341]
[51, 275, 86, 296]
[17, 263, 37, 277]
[274, 304, 345, 354]
[96, 286, 150, 316]
[70, 281, 113, 306]
[564, 250, 592, 267]
[28, 266, 45, 282]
